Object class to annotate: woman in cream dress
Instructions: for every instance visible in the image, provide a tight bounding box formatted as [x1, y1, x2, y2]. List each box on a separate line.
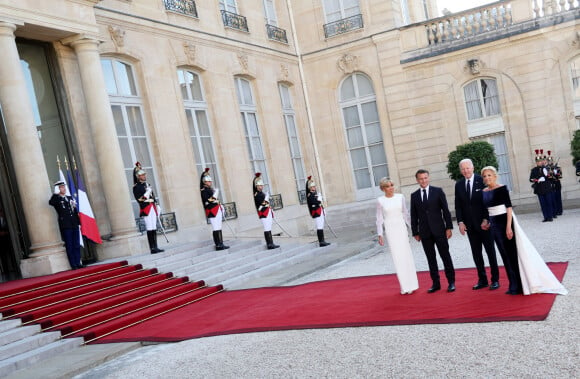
[376, 178, 419, 294]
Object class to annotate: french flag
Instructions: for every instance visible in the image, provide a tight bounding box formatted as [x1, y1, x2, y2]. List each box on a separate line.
[76, 171, 103, 244]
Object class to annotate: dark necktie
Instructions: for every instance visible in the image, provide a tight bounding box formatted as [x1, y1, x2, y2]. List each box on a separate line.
[422, 188, 427, 202]
[466, 179, 471, 199]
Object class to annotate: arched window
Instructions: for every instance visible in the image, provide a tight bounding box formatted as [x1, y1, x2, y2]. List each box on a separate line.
[101, 58, 158, 216]
[234, 77, 271, 193]
[177, 69, 223, 195]
[462, 78, 512, 190]
[339, 73, 388, 196]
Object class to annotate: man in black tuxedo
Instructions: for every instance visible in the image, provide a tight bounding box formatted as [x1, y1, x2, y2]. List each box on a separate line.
[411, 169, 455, 293]
[454, 159, 500, 291]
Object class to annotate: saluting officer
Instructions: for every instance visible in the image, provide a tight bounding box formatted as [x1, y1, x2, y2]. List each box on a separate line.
[529, 149, 554, 222]
[133, 167, 164, 254]
[200, 168, 229, 251]
[49, 180, 83, 269]
[253, 173, 279, 250]
[305, 176, 330, 247]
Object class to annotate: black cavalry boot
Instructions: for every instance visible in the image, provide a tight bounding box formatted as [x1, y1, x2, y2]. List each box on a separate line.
[317, 229, 330, 247]
[151, 231, 164, 253]
[147, 231, 158, 254]
[214, 230, 229, 251]
[264, 231, 279, 250]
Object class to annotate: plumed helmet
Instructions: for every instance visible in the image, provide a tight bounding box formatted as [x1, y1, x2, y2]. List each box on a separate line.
[200, 168, 212, 189]
[253, 173, 264, 193]
[305, 176, 316, 192]
[534, 149, 543, 162]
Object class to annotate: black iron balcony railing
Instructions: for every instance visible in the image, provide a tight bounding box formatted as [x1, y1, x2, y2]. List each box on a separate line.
[323, 14, 364, 38]
[136, 212, 178, 234]
[270, 194, 283, 210]
[163, 0, 198, 18]
[221, 10, 249, 32]
[298, 189, 307, 205]
[266, 24, 288, 44]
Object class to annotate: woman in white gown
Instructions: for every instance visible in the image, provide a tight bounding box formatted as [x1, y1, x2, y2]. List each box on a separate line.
[480, 166, 567, 295]
[376, 178, 419, 295]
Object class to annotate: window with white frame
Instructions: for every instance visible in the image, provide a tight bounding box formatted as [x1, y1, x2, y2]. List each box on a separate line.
[339, 73, 388, 193]
[234, 77, 271, 193]
[323, 0, 360, 23]
[177, 69, 223, 196]
[278, 84, 306, 200]
[101, 58, 158, 216]
[263, 0, 277, 26]
[463, 78, 501, 121]
[570, 57, 580, 98]
[401, 0, 410, 25]
[219, 0, 237, 13]
[473, 134, 513, 191]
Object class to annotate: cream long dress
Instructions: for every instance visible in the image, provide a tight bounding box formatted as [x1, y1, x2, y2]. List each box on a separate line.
[376, 193, 419, 294]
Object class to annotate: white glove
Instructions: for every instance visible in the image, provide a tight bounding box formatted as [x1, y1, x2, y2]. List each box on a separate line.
[264, 192, 270, 202]
[54, 186, 60, 194]
[317, 194, 323, 202]
[213, 189, 219, 199]
[537, 177, 545, 182]
[144, 188, 152, 198]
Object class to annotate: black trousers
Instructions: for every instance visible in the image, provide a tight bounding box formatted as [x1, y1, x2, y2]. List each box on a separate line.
[421, 233, 455, 285]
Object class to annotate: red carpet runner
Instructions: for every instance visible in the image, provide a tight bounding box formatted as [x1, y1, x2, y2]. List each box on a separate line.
[0, 262, 567, 344]
[94, 262, 568, 344]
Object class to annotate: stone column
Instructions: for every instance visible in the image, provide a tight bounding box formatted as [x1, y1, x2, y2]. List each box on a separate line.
[0, 22, 69, 275]
[63, 35, 136, 237]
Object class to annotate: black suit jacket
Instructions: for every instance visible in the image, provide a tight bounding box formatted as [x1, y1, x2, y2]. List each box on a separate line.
[454, 174, 488, 230]
[410, 186, 453, 238]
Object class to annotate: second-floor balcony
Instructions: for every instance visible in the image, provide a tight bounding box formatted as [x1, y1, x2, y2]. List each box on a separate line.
[266, 24, 288, 44]
[401, 0, 580, 63]
[323, 14, 364, 38]
[163, 0, 197, 18]
[221, 10, 249, 32]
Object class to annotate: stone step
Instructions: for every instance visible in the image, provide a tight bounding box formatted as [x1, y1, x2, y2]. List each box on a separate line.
[0, 337, 83, 378]
[0, 324, 41, 347]
[0, 319, 21, 333]
[0, 331, 61, 361]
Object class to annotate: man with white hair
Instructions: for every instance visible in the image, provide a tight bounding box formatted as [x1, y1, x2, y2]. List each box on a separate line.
[455, 158, 500, 291]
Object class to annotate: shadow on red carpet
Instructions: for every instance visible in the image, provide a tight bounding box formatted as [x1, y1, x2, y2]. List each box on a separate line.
[94, 262, 568, 344]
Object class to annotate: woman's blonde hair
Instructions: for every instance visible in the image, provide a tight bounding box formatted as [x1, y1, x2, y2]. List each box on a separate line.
[480, 166, 498, 176]
[379, 177, 394, 189]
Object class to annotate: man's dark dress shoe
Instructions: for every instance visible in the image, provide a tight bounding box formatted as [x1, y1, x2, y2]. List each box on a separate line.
[542, 218, 553, 222]
[473, 282, 488, 290]
[489, 282, 500, 290]
[447, 283, 456, 292]
[427, 285, 441, 293]
[505, 290, 520, 295]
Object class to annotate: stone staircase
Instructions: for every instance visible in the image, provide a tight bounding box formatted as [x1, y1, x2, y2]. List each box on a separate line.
[0, 209, 379, 378]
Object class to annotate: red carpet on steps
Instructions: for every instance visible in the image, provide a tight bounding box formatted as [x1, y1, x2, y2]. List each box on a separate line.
[93, 262, 568, 344]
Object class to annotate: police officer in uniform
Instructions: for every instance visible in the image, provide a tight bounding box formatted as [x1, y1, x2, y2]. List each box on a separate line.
[49, 180, 83, 269]
[133, 167, 164, 254]
[305, 176, 330, 247]
[529, 149, 554, 222]
[253, 173, 279, 250]
[200, 168, 229, 251]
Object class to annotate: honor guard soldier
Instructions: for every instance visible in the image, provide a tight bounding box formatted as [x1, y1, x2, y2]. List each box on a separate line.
[546, 151, 563, 216]
[200, 168, 229, 251]
[49, 180, 83, 269]
[529, 149, 554, 222]
[305, 176, 330, 247]
[253, 173, 279, 250]
[133, 161, 142, 185]
[133, 167, 164, 254]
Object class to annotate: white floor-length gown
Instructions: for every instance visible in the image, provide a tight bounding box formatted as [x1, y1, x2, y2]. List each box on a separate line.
[376, 193, 419, 294]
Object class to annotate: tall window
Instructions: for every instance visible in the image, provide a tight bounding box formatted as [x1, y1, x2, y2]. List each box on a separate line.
[177, 69, 222, 195]
[339, 73, 388, 195]
[401, 0, 410, 25]
[263, 0, 277, 26]
[219, 0, 237, 13]
[278, 84, 306, 201]
[101, 58, 158, 216]
[570, 57, 580, 98]
[323, 0, 360, 22]
[474, 134, 513, 191]
[463, 78, 501, 120]
[234, 77, 271, 193]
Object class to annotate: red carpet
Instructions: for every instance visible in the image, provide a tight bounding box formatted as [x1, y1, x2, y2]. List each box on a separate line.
[94, 262, 568, 344]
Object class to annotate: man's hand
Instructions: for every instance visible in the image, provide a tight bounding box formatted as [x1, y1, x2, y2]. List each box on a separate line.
[446, 229, 452, 239]
[458, 222, 467, 235]
[378, 235, 384, 246]
[414, 235, 421, 242]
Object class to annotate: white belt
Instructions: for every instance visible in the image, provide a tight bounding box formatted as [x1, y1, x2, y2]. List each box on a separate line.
[488, 204, 507, 216]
